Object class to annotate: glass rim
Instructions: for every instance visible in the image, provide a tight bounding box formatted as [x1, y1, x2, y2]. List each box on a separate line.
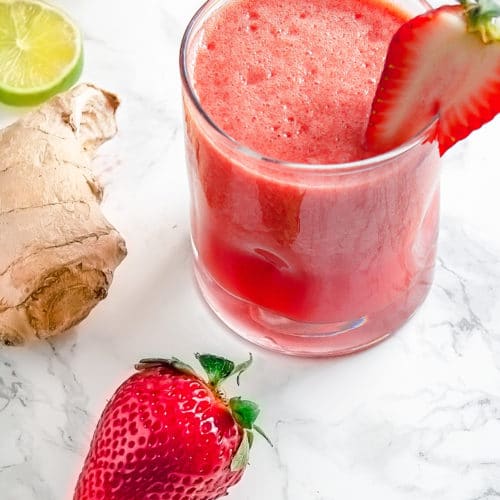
[179, 0, 438, 173]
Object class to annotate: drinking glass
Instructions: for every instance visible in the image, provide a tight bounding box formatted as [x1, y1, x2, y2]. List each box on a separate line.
[180, 0, 440, 356]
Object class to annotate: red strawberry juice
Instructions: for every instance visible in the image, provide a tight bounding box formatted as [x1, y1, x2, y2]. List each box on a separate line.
[181, 0, 440, 355]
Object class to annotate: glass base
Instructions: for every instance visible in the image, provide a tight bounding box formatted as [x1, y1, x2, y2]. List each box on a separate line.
[194, 259, 434, 357]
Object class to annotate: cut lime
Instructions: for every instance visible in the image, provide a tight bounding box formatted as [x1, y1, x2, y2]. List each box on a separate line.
[0, 0, 83, 106]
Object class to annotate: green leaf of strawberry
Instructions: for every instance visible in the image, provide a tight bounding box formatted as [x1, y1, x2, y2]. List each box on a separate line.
[135, 356, 196, 375]
[232, 353, 253, 385]
[195, 352, 253, 388]
[74, 353, 270, 500]
[230, 431, 251, 472]
[196, 353, 236, 387]
[229, 397, 261, 429]
[365, 0, 500, 155]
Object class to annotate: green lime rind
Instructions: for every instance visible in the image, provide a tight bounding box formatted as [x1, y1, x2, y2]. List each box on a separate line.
[0, 47, 84, 107]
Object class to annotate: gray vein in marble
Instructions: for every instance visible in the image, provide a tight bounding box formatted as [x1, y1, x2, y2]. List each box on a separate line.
[45, 340, 90, 453]
[2, 432, 54, 500]
[0, 362, 27, 412]
[438, 257, 489, 337]
[273, 419, 292, 500]
[471, 488, 500, 500]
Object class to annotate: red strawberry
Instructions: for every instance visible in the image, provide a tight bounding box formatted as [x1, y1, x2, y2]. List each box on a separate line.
[366, 0, 500, 155]
[74, 354, 269, 500]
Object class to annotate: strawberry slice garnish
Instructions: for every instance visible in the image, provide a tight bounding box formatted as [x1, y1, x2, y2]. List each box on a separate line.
[366, 0, 500, 155]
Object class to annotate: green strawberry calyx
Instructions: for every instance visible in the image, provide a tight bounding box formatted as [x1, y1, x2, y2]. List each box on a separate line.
[135, 353, 272, 472]
[460, 0, 500, 42]
[195, 353, 253, 387]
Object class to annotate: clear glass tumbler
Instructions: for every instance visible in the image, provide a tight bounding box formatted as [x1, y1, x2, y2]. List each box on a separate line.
[180, 0, 440, 357]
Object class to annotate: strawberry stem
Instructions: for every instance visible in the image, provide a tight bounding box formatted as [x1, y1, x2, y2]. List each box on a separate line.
[460, 0, 500, 42]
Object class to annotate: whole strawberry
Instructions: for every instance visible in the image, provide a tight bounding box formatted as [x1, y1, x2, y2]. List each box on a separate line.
[74, 354, 268, 500]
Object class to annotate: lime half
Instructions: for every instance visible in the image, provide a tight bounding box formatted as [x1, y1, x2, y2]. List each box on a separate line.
[0, 0, 83, 106]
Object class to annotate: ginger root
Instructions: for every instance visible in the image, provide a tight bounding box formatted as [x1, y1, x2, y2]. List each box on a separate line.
[0, 84, 127, 345]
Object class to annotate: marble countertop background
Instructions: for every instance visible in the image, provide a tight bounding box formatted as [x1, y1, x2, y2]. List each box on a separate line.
[1, 0, 500, 499]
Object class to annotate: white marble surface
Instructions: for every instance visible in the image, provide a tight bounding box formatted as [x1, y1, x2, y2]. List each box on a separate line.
[1, 0, 500, 499]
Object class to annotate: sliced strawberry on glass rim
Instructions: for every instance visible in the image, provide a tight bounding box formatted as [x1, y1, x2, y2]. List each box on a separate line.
[365, 0, 500, 155]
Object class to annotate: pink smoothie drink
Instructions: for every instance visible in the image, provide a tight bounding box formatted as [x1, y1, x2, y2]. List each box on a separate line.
[181, 0, 440, 355]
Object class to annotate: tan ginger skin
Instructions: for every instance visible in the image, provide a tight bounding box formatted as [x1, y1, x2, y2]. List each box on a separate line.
[0, 84, 127, 345]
